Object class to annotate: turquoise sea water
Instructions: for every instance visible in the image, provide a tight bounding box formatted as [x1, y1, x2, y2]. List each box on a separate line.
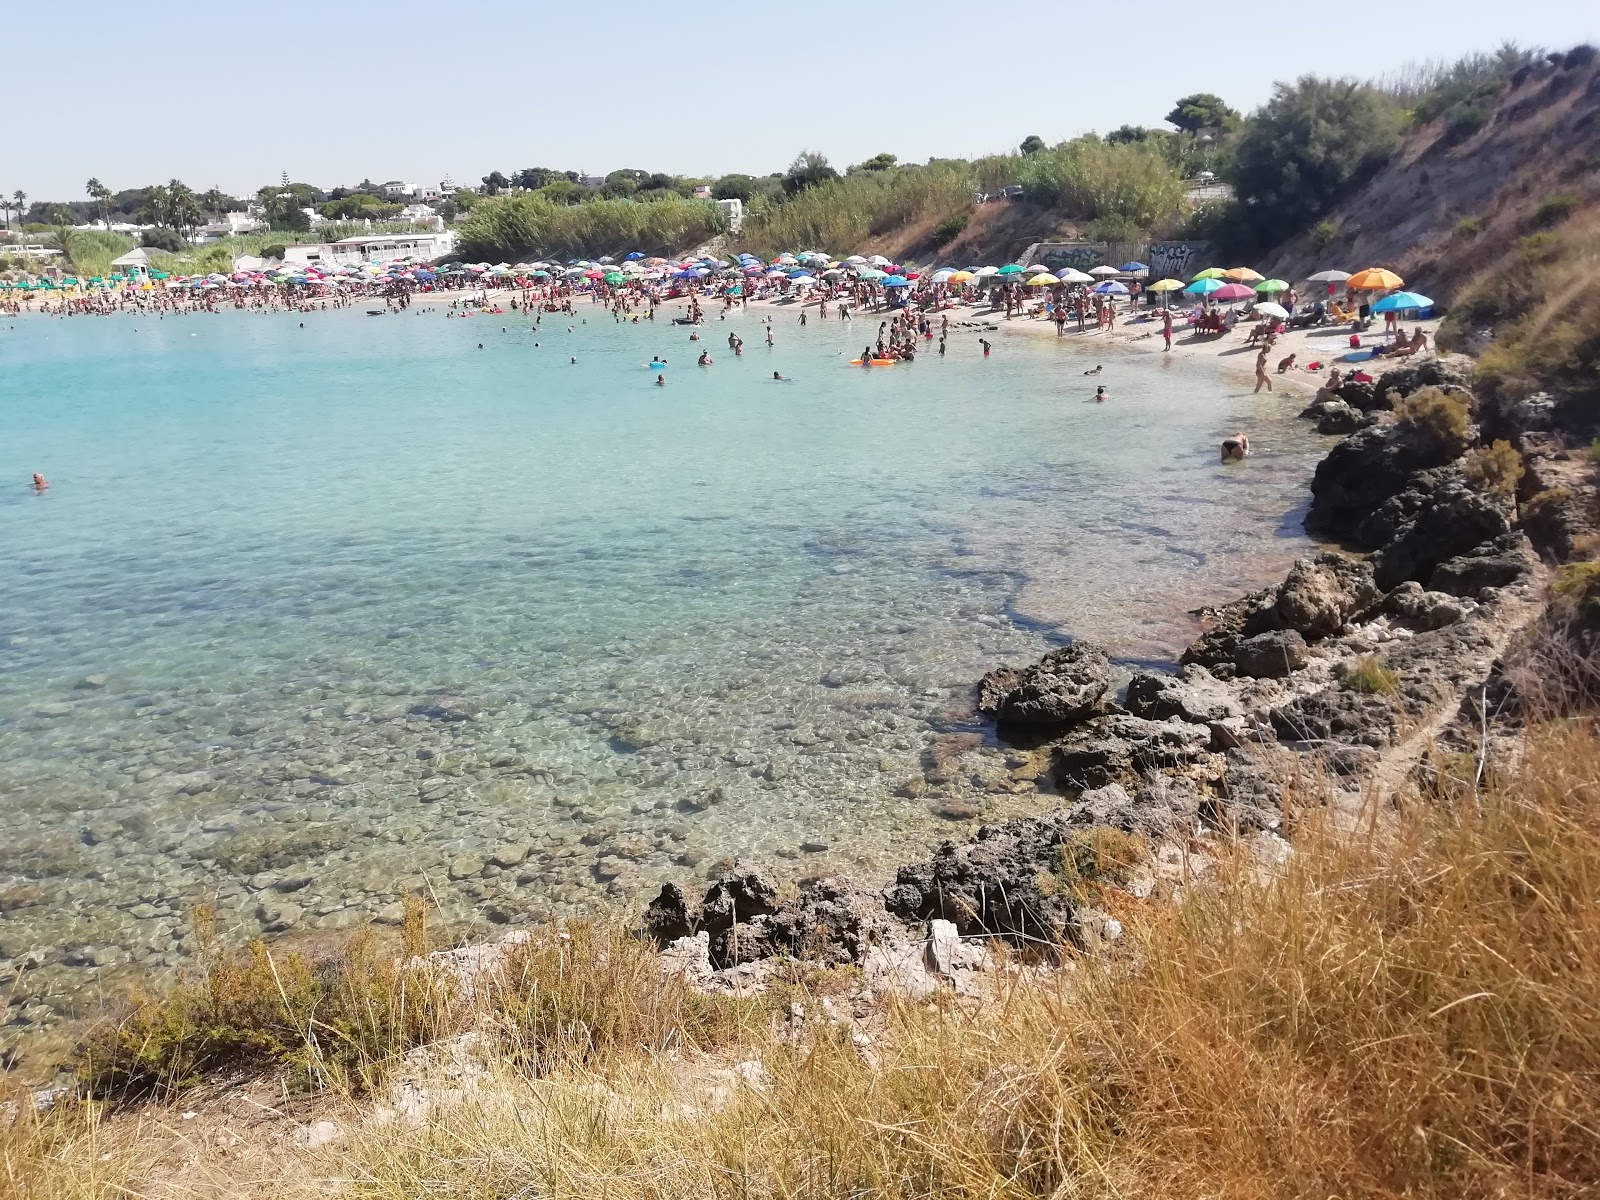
[0, 304, 1323, 1021]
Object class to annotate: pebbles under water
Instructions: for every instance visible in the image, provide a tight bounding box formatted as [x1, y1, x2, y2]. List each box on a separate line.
[0, 307, 1325, 1039]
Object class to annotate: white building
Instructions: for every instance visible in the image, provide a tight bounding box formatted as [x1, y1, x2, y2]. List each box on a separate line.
[279, 230, 458, 268]
[396, 203, 443, 229]
[193, 212, 265, 243]
[716, 197, 743, 233]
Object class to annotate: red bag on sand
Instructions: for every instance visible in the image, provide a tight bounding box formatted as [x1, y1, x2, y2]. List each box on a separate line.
[1349, 334, 1361, 348]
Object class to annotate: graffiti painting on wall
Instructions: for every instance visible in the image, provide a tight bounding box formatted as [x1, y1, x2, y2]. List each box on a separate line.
[1147, 242, 1210, 281]
[1039, 244, 1108, 273]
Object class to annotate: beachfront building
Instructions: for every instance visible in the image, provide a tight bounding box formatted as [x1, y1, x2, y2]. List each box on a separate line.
[109, 246, 153, 280]
[193, 212, 265, 243]
[278, 230, 459, 268]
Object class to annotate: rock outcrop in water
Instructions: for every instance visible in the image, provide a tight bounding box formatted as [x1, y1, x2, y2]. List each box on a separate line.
[632, 353, 1567, 993]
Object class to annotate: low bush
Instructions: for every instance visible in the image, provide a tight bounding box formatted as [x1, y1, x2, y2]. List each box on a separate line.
[1526, 193, 1579, 231]
[1463, 438, 1524, 495]
[1037, 827, 1149, 902]
[1453, 215, 1482, 238]
[1393, 386, 1472, 453]
[929, 209, 970, 247]
[1343, 654, 1401, 695]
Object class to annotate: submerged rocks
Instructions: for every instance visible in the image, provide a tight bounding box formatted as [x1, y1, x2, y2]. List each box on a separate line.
[975, 643, 1110, 728]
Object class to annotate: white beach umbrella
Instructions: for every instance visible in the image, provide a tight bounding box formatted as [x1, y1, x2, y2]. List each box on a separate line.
[845, 254, 867, 264]
[1088, 265, 1120, 276]
[867, 254, 890, 265]
[974, 265, 1000, 277]
[1057, 269, 1095, 284]
[1254, 301, 1289, 319]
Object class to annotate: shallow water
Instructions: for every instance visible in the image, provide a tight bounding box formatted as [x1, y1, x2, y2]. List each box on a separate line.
[0, 304, 1325, 1022]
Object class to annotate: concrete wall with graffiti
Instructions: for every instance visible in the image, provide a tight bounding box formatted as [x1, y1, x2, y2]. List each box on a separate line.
[1028, 240, 1211, 280]
[1146, 241, 1211, 281]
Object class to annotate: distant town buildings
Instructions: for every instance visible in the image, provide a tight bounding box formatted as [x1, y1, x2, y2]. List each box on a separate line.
[274, 229, 458, 268]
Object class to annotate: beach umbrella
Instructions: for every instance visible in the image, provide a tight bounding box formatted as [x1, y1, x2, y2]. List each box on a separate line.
[1026, 263, 1051, 273]
[974, 265, 1000, 278]
[766, 268, 787, 278]
[845, 254, 867, 264]
[1192, 267, 1226, 280]
[858, 268, 887, 281]
[1348, 267, 1405, 290]
[1371, 291, 1434, 312]
[1223, 267, 1264, 283]
[881, 274, 910, 287]
[996, 263, 1025, 276]
[821, 267, 845, 278]
[1118, 262, 1148, 273]
[602, 272, 625, 284]
[1026, 273, 1060, 286]
[1306, 269, 1351, 284]
[1254, 302, 1289, 320]
[1212, 282, 1256, 301]
[1056, 269, 1095, 284]
[1184, 278, 1225, 295]
[867, 254, 890, 266]
[1148, 278, 1185, 292]
[673, 268, 701, 279]
[1094, 280, 1128, 294]
[929, 269, 956, 283]
[1088, 265, 1120, 277]
[791, 276, 816, 288]
[1253, 279, 1290, 294]
[946, 270, 975, 283]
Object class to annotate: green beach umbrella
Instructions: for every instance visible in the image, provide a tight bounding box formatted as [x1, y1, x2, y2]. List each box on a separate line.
[602, 271, 625, 284]
[151, 271, 169, 279]
[996, 263, 1025, 276]
[1254, 278, 1290, 293]
[1192, 267, 1226, 280]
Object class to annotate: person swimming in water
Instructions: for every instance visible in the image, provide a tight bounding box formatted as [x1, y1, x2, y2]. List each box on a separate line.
[1093, 386, 1108, 402]
[1084, 364, 1103, 375]
[1221, 432, 1251, 462]
[655, 374, 666, 386]
[31, 472, 48, 492]
[698, 351, 713, 366]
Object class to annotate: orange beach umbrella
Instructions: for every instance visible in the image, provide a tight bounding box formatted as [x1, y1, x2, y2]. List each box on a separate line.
[1347, 267, 1405, 291]
[1223, 267, 1263, 283]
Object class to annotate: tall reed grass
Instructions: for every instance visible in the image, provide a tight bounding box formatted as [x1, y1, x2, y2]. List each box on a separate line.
[457, 194, 726, 262]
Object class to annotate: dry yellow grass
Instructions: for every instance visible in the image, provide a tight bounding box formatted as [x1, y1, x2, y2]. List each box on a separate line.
[4, 717, 1598, 1199]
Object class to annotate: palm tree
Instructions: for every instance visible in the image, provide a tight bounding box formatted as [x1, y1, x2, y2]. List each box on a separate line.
[12, 190, 26, 228]
[86, 177, 112, 230]
[0, 192, 10, 229]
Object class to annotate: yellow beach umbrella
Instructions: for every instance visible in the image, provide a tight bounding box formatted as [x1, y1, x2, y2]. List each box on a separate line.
[1347, 267, 1405, 290]
[1192, 267, 1226, 280]
[1223, 267, 1264, 283]
[946, 270, 975, 283]
[1148, 278, 1185, 292]
[1026, 273, 1060, 286]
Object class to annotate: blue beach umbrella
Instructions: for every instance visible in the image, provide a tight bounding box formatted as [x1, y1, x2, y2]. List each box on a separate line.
[673, 268, 701, 280]
[1094, 281, 1129, 294]
[881, 275, 910, 287]
[624, 251, 644, 260]
[1118, 262, 1148, 272]
[1371, 291, 1434, 312]
[1184, 278, 1225, 295]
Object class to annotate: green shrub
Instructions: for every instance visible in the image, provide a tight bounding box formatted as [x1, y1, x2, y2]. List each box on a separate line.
[1343, 655, 1401, 696]
[930, 209, 970, 247]
[1454, 216, 1482, 238]
[459, 192, 725, 260]
[1393, 386, 1472, 453]
[260, 244, 286, 260]
[1526, 193, 1579, 231]
[1463, 439, 1524, 495]
[1310, 220, 1339, 251]
[1019, 137, 1185, 228]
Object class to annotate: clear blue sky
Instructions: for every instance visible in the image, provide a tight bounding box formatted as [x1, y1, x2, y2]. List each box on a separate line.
[8, 0, 1596, 201]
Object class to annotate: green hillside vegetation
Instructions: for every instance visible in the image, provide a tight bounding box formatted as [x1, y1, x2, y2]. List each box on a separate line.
[456, 193, 726, 262]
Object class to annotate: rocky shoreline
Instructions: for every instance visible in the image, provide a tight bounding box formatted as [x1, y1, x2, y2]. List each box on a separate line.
[638, 354, 1591, 991]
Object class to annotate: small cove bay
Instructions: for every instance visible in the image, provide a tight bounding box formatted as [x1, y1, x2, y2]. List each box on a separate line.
[0, 309, 1323, 1016]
